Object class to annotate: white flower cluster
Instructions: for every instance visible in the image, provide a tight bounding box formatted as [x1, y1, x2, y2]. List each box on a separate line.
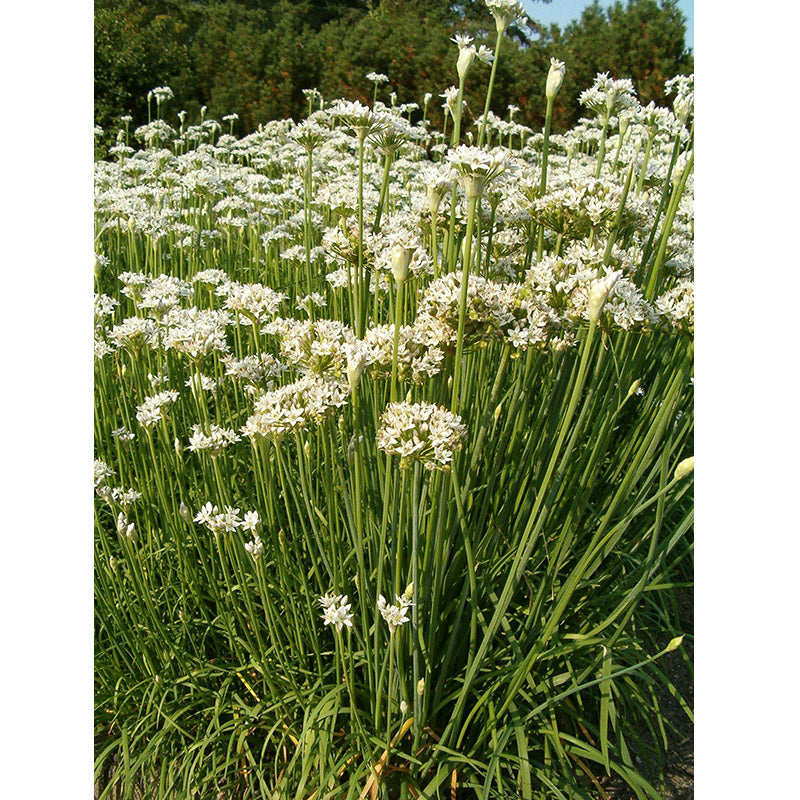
[484, 0, 526, 33]
[377, 402, 467, 471]
[579, 73, 638, 118]
[111, 487, 142, 509]
[362, 317, 450, 383]
[263, 318, 355, 379]
[418, 273, 559, 351]
[162, 307, 231, 359]
[319, 593, 354, 632]
[94, 459, 114, 488]
[134, 274, 194, 317]
[378, 583, 414, 633]
[241, 376, 350, 442]
[108, 317, 159, 351]
[135, 390, 180, 427]
[222, 353, 287, 386]
[216, 280, 285, 323]
[194, 503, 260, 535]
[447, 145, 511, 198]
[187, 424, 241, 456]
[665, 74, 694, 125]
[654, 279, 694, 334]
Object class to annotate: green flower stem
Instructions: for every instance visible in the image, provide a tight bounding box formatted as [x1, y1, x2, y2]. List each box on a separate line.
[304, 148, 314, 299]
[645, 149, 693, 300]
[390, 277, 405, 402]
[536, 96, 555, 260]
[595, 113, 610, 178]
[478, 33, 503, 148]
[602, 142, 639, 265]
[451, 193, 479, 413]
[636, 132, 655, 195]
[639, 132, 683, 268]
[373, 152, 393, 233]
[411, 462, 422, 750]
[451, 77, 466, 147]
[356, 134, 366, 336]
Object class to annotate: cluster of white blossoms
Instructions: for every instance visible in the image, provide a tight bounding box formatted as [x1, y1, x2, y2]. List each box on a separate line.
[451, 33, 494, 81]
[446, 145, 511, 198]
[579, 73, 638, 118]
[162, 307, 231, 360]
[216, 280, 285, 323]
[241, 376, 350, 442]
[654, 279, 694, 334]
[95, 459, 114, 488]
[194, 503, 260, 535]
[135, 390, 180, 427]
[319, 593, 354, 632]
[263, 318, 355, 380]
[484, 0, 526, 33]
[111, 487, 142, 509]
[108, 317, 159, 352]
[665, 74, 694, 125]
[525, 245, 658, 332]
[377, 402, 467, 471]
[222, 353, 287, 386]
[418, 273, 560, 351]
[187, 424, 241, 456]
[361, 317, 450, 383]
[378, 585, 414, 634]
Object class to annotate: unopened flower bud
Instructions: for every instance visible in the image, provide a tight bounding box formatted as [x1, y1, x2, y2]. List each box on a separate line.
[587, 271, 621, 324]
[427, 184, 444, 217]
[457, 47, 476, 81]
[174, 438, 183, 458]
[391, 242, 413, 282]
[417, 678, 425, 696]
[403, 582, 414, 601]
[179, 502, 192, 523]
[665, 635, 684, 652]
[347, 351, 368, 391]
[304, 440, 312, 459]
[400, 700, 409, 715]
[673, 456, 694, 481]
[546, 58, 566, 100]
[626, 379, 642, 400]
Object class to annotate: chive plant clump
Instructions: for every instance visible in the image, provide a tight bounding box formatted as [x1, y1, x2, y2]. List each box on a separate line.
[94, 5, 694, 796]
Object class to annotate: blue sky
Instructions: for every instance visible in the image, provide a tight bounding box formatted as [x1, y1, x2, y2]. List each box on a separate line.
[522, 0, 694, 51]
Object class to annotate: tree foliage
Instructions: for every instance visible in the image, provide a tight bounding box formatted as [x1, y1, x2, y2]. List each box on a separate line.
[94, 0, 692, 138]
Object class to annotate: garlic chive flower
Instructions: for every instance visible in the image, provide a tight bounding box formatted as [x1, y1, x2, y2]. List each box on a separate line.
[452, 34, 493, 81]
[446, 145, 510, 199]
[377, 588, 413, 634]
[187, 424, 240, 456]
[377, 402, 467, 471]
[366, 71, 389, 85]
[579, 73, 638, 119]
[484, 0, 526, 34]
[244, 535, 263, 560]
[319, 594, 354, 632]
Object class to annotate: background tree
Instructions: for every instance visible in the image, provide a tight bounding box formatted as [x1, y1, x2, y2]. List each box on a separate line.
[94, 0, 692, 141]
